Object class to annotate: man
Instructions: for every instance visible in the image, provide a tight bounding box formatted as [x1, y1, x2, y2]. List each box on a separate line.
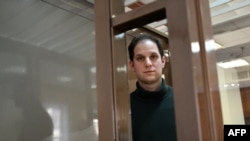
[128, 34, 177, 141]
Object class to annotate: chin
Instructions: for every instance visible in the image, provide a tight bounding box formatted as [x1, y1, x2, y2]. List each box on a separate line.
[144, 78, 158, 84]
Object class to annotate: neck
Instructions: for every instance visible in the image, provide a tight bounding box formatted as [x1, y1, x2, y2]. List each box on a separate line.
[138, 79, 162, 92]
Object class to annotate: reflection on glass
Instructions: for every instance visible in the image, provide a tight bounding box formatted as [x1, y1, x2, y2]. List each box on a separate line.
[0, 0, 97, 141]
[124, 0, 157, 12]
[40, 60, 97, 141]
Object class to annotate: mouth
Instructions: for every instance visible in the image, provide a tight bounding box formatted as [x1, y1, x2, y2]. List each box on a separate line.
[144, 70, 155, 74]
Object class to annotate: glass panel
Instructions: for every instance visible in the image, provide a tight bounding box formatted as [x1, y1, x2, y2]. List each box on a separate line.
[210, 0, 250, 125]
[0, 0, 98, 141]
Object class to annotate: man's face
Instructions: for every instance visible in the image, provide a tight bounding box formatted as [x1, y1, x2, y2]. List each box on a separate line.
[129, 39, 166, 85]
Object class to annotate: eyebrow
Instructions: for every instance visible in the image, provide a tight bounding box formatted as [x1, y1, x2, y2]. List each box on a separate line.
[135, 54, 144, 57]
[135, 52, 159, 56]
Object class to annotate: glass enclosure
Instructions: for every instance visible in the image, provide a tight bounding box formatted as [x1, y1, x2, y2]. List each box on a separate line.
[122, 0, 250, 126]
[0, 0, 98, 141]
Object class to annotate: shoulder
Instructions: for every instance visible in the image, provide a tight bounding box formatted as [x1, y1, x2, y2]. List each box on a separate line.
[164, 84, 174, 101]
[165, 84, 173, 93]
[130, 90, 137, 99]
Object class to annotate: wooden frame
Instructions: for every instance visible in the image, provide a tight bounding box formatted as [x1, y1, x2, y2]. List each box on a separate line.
[95, 0, 223, 140]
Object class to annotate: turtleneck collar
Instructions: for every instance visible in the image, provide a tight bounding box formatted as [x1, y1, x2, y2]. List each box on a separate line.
[135, 79, 169, 100]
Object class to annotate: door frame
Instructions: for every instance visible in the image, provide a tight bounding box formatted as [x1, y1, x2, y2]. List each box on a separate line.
[95, 0, 223, 141]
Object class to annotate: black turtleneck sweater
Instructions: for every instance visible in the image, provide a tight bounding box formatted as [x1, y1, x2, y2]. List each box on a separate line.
[130, 79, 177, 141]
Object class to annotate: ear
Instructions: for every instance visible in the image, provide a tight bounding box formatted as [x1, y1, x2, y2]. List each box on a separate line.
[161, 56, 166, 68]
[129, 60, 135, 72]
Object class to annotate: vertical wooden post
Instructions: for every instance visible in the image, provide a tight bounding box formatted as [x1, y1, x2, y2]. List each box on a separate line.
[166, 0, 223, 140]
[95, 0, 116, 141]
[195, 0, 224, 140]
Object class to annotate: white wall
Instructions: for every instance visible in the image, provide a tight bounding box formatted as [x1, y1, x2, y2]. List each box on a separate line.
[217, 66, 245, 124]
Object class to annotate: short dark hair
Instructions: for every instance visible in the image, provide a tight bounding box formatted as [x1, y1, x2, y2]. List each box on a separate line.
[128, 34, 164, 61]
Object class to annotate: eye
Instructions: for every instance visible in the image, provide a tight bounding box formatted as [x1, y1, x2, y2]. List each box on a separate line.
[150, 54, 158, 60]
[136, 56, 144, 62]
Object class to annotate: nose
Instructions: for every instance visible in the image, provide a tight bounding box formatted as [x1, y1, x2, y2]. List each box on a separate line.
[145, 57, 152, 67]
